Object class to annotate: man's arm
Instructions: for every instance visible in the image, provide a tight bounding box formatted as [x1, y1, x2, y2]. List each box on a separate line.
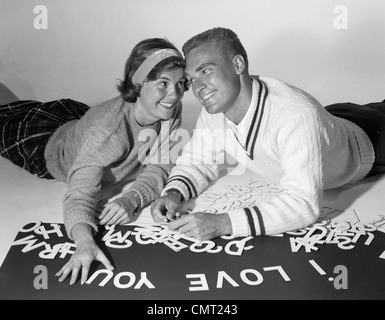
[152, 109, 225, 222]
[161, 109, 223, 201]
[165, 109, 324, 240]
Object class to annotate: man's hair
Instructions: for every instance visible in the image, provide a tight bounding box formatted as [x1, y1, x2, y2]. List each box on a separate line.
[182, 27, 248, 68]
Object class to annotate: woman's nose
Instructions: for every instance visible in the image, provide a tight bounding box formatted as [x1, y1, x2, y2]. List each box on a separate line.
[168, 85, 182, 99]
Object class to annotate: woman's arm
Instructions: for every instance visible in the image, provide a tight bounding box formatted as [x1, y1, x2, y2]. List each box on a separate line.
[98, 191, 141, 225]
[59, 127, 125, 284]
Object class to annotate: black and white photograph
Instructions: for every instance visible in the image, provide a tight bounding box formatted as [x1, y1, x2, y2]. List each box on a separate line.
[0, 0, 384, 306]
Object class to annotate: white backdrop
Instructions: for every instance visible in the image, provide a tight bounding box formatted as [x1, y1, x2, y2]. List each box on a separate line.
[1, 0, 385, 134]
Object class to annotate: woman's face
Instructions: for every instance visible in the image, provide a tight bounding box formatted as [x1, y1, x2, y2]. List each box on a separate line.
[135, 68, 186, 125]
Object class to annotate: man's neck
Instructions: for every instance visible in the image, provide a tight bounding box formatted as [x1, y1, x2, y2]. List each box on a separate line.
[225, 76, 254, 125]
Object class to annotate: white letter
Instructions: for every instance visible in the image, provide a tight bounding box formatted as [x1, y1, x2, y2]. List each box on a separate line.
[224, 237, 254, 256]
[134, 272, 155, 289]
[263, 266, 291, 282]
[216, 271, 239, 288]
[186, 274, 209, 291]
[240, 269, 263, 286]
[34, 224, 63, 239]
[20, 221, 42, 233]
[38, 243, 63, 259]
[86, 269, 114, 287]
[12, 235, 47, 253]
[114, 272, 136, 289]
[58, 242, 76, 258]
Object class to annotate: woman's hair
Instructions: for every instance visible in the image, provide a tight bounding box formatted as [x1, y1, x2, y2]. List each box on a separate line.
[182, 27, 248, 69]
[117, 38, 186, 102]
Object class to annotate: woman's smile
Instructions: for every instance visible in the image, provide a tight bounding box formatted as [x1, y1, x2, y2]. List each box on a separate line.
[159, 101, 177, 109]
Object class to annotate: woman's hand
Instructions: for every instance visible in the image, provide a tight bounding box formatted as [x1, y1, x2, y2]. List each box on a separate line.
[99, 193, 139, 226]
[55, 223, 114, 285]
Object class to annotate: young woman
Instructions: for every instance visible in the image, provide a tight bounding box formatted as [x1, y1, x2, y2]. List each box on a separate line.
[0, 38, 188, 285]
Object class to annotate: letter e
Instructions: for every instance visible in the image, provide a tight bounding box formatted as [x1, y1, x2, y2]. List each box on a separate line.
[186, 274, 209, 291]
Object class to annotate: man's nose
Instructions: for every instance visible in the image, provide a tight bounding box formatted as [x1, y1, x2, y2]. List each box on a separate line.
[194, 77, 206, 92]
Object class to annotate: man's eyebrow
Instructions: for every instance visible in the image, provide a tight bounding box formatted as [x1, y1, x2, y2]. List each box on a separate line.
[186, 62, 216, 78]
[196, 62, 216, 73]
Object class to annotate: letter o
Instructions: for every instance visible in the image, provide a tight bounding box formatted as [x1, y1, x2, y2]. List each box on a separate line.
[240, 269, 263, 286]
[21, 221, 42, 233]
[113, 272, 136, 289]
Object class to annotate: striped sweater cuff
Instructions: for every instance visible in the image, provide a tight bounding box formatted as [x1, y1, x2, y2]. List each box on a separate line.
[163, 175, 198, 201]
[228, 206, 266, 237]
[227, 209, 249, 238]
[130, 185, 152, 209]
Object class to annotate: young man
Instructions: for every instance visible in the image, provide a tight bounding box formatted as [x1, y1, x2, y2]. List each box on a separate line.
[151, 27, 385, 240]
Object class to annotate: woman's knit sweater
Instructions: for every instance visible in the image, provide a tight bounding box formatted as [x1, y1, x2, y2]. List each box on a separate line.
[45, 96, 181, 239]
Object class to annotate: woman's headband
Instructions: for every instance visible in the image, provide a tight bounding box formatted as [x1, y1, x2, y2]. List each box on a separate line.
[132, 48, 183, 85]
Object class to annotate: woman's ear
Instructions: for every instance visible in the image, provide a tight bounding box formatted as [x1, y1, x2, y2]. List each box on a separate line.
[232, 55, 246, 75]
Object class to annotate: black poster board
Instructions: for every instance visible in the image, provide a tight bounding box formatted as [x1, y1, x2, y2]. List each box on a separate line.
[0, 221, 385, 300]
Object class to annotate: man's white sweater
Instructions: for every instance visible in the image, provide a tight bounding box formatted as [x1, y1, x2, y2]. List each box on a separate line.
[163, 76, 374, 237]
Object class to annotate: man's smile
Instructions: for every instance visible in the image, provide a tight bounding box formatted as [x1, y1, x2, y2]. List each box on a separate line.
[201, 91, 216, 102]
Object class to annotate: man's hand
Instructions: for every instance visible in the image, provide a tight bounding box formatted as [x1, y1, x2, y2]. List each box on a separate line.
[151, 190, 183, 223]
[168, 212, 232, 240]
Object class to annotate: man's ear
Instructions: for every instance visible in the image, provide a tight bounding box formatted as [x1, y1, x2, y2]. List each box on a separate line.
[232, 55, 246, 75]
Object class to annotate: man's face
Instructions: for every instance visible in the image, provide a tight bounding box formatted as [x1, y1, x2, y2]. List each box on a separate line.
[185, 43, 240, 115]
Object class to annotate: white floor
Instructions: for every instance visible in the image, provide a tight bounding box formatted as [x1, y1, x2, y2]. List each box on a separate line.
[0, 157, 66, 266]
[1, 153, 385, 267]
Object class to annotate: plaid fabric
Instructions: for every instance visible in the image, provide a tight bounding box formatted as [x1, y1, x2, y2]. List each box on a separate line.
[0, 99, 89, 179]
